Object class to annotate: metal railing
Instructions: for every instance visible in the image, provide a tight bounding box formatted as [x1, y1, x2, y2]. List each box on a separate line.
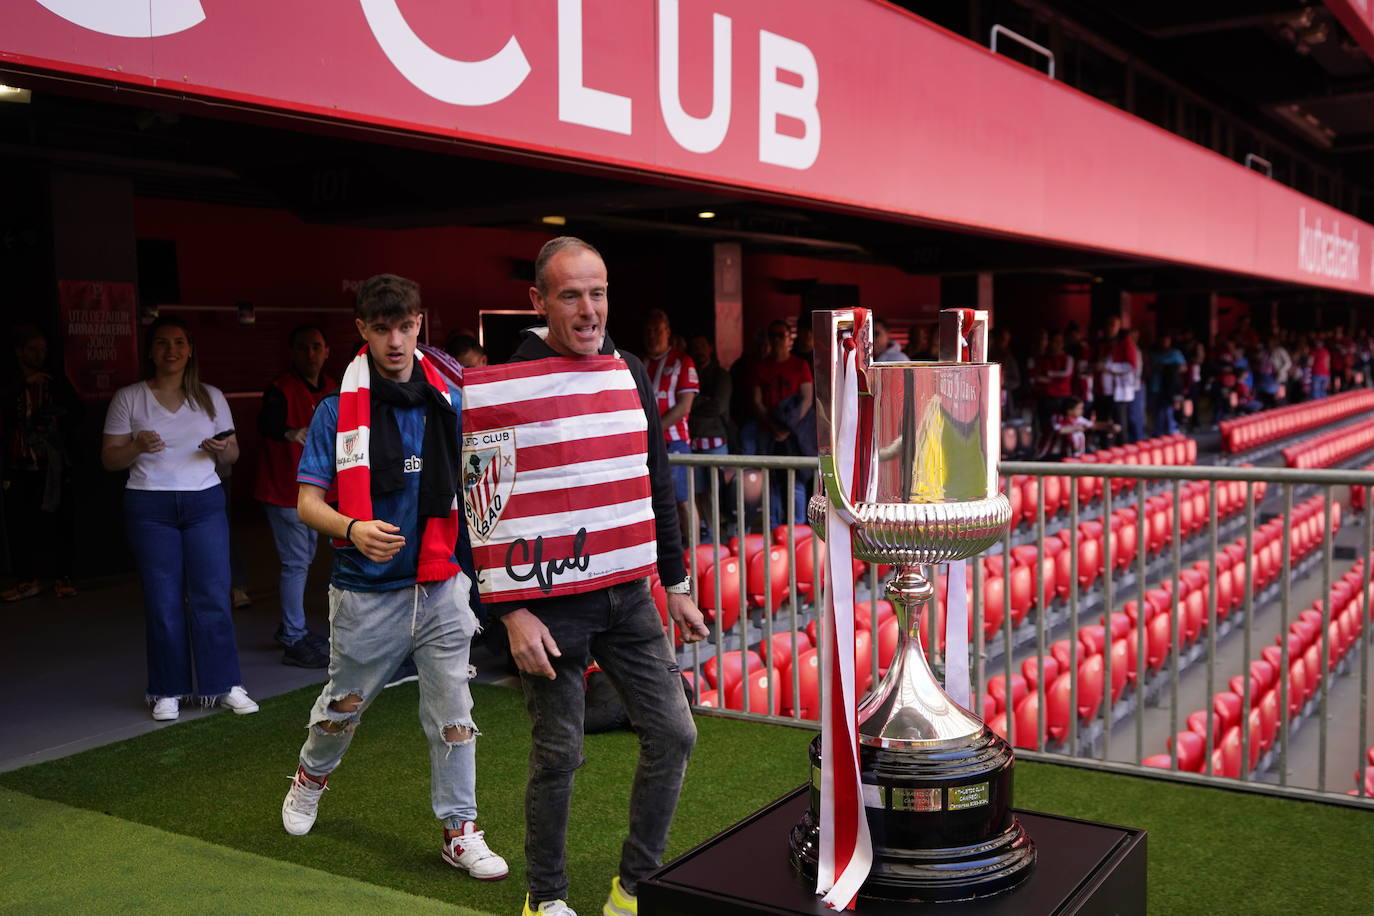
[668, 452, 1374, 809]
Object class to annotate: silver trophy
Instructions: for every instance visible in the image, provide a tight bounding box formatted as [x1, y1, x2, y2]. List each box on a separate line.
[789, 308, 1035, 902]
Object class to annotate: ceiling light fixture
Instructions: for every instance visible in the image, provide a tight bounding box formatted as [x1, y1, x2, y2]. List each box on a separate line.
[0, 84, 32, 103]
[697, 211, 717, 219]
[540, 215, 567, 226]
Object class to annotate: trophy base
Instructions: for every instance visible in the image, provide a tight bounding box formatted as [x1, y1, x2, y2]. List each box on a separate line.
[788, 730, 1036, 902]
[638, 787, 1147, 916]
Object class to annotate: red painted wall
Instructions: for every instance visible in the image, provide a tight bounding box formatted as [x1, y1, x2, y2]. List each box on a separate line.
[741, 252, 940, 341]
[134, 197, 551, 346]
[993, 278, 1092, 340]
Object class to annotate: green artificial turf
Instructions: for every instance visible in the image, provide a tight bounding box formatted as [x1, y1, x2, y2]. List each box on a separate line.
[1013, 760, 1374, 915]
[0, 683, 814, 916]
[3, 682, 1371, 915]
[0, 787, 476, 914]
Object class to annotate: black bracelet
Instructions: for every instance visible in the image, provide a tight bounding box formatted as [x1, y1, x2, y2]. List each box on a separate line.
[345, 518, 358, 542]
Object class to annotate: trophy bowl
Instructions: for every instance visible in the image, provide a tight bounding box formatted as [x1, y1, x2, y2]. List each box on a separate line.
[788, 309, 1035, 903]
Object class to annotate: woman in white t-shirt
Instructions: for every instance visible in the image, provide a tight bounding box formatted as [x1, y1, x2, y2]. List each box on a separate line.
[101, 317, 258, 722]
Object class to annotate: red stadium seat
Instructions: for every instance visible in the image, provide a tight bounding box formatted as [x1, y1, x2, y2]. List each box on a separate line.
[1076, 655, 1105, 721]
[876, 615, 899, 674]
[689, 543, 725, 574]
[1050, 639, 1075, 672]
[1008, 565, 1033, 625]
[727, 667, 783, 715]
[746, 546, 792, 613]
[728, 533, 768, 560]
[702, 649, 764, 696]
[1045, 672, 1072, 741]
[700, 556, 744, 632]
[856, 599, 895, 629]
[988, 673, 1028, 714]
[1187, 709, 1222, 749]
[1012, 693, 1045, 750]
[1146, 611, 1173, 671]
[756, 631, 808, 677]
[1213, 691, 1242, 734]
[782, 648, 821, 720]
[1258, 691, 1279, 751]
[854, 629, 876, 692]
[989, 711, 1010, 743]
[981, 577, 1006, 638]
[1169, 730, 1206, 772]
[772, 524, 813, 549]
[1022, 654, 1061, 692]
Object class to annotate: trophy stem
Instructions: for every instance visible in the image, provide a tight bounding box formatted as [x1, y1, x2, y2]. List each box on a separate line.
[856, 562, 984, 747]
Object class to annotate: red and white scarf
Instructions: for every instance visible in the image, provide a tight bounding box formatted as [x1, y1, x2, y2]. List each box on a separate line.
[334, 345, 461, 583]
[818, 312, 874, 910]
[460, 355, 657, 603]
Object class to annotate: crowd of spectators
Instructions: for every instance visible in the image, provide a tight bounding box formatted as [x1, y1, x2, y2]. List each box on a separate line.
[997, 315, 1374, 460]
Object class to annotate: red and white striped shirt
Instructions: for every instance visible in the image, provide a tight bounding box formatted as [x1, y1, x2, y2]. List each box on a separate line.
[643, 349, 699, 443]
[460, 356, 658, 603]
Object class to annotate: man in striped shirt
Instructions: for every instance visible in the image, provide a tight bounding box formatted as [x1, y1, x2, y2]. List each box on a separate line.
[642, 309, 698, 541]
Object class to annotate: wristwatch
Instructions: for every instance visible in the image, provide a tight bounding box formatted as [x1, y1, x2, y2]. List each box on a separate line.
[665, 575, 692, 595]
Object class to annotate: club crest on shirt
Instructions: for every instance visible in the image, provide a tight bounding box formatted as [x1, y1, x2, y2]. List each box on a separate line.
[462, 427, 516, 543]
[337, 430, 365, 468]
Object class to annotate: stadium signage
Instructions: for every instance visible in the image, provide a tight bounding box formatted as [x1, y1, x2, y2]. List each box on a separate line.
[25, 0, 821, 171]
[1297, 208, 1363, 283]
[7, 0, 1374, 296]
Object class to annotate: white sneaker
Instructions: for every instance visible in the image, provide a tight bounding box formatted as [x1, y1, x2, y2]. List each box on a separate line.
[523, 896, 577, 916]
[221, 686, 259, 715]
[151, 698, 179, 721]
[443, 821, 509, 880]
[282, 766, 328, 836]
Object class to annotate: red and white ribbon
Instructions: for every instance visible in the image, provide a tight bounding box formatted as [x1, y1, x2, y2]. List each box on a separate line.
[817, 317, 873, 910]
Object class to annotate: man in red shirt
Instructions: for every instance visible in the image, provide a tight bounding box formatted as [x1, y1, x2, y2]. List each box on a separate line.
[1311, 335, 1331, 400]
[642, 309, 698, 538]
[255, 325, 335, 668]
[750, 319, 814, 523]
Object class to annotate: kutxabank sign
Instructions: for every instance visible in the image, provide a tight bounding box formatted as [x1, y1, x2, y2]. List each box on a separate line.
[6, 0, 1374, 295]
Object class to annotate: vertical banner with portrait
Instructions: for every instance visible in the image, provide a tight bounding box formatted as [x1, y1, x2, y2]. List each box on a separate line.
[58, 280, 140, 400]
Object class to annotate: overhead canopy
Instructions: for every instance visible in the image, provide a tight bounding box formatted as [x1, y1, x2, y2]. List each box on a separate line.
[5, 0, 1373, 296]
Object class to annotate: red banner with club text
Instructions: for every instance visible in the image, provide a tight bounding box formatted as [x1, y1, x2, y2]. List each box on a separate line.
[5, 1, 1373, 296]
[59, 280, 140, 400]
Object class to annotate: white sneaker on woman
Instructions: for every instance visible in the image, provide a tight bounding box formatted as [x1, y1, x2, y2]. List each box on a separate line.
[221, 686, 259, 715]
[151, 697, 179, 721]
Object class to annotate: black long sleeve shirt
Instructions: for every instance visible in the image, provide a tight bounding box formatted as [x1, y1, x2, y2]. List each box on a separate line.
[482, 328, 687, 618]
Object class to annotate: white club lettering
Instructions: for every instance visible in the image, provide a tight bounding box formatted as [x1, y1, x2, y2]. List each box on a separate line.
[558, 0, 632, 134]
[758, 29, 821, 170]
[35, 0, 205, 37]
[405, 455, 423, 473]
[358, 0, 531, 106]
[657, 0, 732, 154]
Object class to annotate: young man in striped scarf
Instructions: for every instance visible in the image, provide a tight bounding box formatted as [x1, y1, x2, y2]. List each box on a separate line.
[488, 238, 710, 916]
[278, 274, 507, 881]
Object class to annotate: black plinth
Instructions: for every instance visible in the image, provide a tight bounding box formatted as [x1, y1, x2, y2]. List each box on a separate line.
[642, 787, 1146, 916]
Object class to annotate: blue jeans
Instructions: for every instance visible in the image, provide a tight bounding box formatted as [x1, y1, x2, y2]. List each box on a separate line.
[517, 578, 697, 903]
[263, 502, 319, 646]
[1312, 375, 1329, 399]
[666, 440, 692, 502]
[125, 486, 243, 701]
[299, 573, 481, 826]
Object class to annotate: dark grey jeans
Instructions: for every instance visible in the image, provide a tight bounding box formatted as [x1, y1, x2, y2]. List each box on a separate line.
[516, 578, 697, 905]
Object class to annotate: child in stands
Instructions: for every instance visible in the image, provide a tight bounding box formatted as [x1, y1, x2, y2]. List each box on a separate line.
[1044, 398, 1118, 460]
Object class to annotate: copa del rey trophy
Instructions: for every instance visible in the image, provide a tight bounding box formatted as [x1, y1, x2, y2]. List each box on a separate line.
[789, 308, 1035, 905]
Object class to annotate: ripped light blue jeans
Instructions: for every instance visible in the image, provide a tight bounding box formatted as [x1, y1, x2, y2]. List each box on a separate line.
[298, 572, 480, 827]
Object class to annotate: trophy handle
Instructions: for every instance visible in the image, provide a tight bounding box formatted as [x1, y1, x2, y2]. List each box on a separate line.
[812, 309, 870, 527]
[938, 308, 989, 363]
